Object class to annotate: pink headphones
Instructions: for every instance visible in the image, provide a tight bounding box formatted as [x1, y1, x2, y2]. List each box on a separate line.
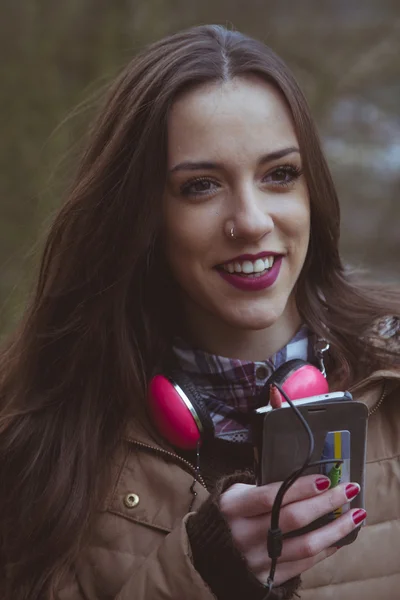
[147, 359, 329, 450]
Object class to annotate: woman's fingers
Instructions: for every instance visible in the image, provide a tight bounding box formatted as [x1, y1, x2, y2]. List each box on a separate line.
[225, 480, 361, 551]
[280, 507, 366, 562]
[246, 508, 365, 585]
[278, 481, 360, 534]
[268, 547, 338, 587]
[220, 476, 366, 589]
[220, 474, 332, 518]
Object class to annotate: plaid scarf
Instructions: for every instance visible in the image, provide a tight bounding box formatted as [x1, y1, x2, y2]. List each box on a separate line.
[172, 326, 318, 442]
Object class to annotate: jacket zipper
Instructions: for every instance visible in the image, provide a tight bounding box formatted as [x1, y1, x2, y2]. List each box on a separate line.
[367, 382, 387, 417]
[127, 438, 208, 490]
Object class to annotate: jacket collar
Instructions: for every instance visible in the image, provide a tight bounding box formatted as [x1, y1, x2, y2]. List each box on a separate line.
[349, 368, 400, 412]
[124, 417, 173, 451]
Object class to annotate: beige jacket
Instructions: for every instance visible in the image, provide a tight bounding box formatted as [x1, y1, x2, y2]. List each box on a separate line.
[301, 369, 400, 599]
[58, 368, 400, 600]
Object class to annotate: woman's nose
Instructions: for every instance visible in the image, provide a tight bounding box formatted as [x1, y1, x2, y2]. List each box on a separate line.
[230, 184, 275, 242]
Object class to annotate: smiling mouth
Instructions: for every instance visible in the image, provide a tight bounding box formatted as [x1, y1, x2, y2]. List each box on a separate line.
[216, 256, 279, 277]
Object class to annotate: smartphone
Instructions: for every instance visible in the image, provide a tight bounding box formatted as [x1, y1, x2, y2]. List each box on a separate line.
[251, 391, 352, 481]
[252, 399, 368, 547]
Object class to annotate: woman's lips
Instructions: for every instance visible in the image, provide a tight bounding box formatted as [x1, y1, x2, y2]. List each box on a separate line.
[216, 257, 283, 291]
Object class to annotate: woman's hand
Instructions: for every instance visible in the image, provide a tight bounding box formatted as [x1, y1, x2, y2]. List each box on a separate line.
[219, 474, 365, 586]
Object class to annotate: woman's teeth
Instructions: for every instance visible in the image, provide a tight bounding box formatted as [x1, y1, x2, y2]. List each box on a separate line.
[222, 256, 275, 276]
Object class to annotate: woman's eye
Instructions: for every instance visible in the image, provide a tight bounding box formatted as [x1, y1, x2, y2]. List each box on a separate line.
[180, 177, 219, 197]
[265, 165, 302, 188]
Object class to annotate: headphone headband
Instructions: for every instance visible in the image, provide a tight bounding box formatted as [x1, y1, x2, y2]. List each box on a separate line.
[166, 377, 204, 434]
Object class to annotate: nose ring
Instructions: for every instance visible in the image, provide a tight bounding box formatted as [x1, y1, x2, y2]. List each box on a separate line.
[229, 226, 236, 239]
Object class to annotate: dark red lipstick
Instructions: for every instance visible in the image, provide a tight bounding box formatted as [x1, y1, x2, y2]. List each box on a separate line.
[216, 255, 283, 292]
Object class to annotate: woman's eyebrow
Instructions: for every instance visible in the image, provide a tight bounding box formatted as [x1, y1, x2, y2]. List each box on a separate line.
[169, 146, 300, 174]
[258, 146, 300, 165]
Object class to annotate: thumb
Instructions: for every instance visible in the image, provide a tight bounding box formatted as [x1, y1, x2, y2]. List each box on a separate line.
[269, 384, 283, 408]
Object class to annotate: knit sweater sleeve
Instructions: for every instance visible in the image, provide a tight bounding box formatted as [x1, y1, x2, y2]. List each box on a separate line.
[186, 471, 301, 600]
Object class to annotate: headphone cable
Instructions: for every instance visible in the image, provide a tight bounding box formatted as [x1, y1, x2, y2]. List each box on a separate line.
[262, 383, 342, 598]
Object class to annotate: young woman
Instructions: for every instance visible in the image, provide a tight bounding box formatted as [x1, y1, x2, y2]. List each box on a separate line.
[0, 25, 399, 600]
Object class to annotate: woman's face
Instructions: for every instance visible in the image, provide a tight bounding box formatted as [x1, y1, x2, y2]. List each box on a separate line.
[163, 76, 310, 349]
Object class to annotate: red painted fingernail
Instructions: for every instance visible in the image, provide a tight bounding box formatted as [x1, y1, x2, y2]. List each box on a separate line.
[315, 477, 331, 491]
[352, 509, 367, 525]
[345, 483, 360, 500]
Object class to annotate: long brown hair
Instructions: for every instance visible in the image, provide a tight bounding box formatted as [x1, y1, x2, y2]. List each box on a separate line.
[0, 24, 398, 599]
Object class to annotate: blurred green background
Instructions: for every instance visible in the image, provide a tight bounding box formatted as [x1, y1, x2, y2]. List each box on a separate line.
[1, 0, 399, 337]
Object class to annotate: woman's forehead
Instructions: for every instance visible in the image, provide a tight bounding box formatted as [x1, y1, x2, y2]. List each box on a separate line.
[167, 76, 299, 167]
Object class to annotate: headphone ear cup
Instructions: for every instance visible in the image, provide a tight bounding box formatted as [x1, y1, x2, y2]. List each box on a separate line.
[262, 359, 329, 405]
[147, 371, 214, 450]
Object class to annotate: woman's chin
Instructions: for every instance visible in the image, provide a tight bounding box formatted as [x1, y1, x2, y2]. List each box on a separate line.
[222, 308, 282, 332]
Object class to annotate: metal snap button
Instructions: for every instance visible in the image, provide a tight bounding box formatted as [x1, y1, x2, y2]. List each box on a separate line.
[124, 493, 140, 509]
[255, 365, 269, 380]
